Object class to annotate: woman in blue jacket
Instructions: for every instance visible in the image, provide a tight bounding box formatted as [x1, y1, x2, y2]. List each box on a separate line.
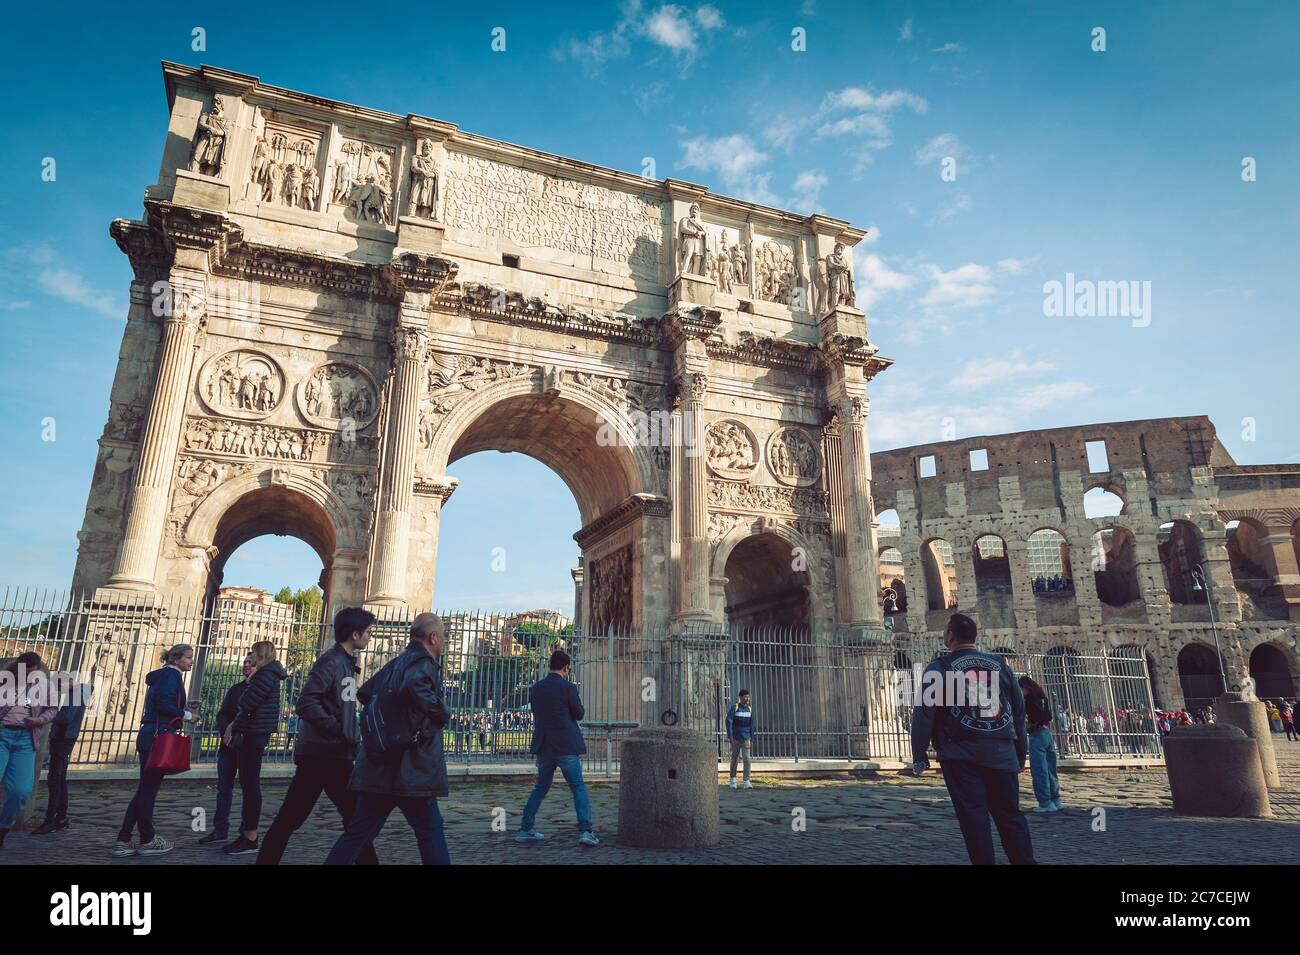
[113, 644, 199, 858]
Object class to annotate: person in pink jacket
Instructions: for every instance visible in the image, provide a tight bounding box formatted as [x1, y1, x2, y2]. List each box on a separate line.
[0, 652, 59, 848]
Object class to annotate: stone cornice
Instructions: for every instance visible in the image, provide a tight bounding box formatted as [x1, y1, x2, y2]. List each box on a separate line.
[661, 305, 724, 348]
[413, 476, 459, 503]
[144, 201, 245, 270]
[445, 282, 662, 346]
[707, 331, 823, 373]
[216, 242, 398, 300]
[383, 252, 459, 297]
[573, 493, 671, 549]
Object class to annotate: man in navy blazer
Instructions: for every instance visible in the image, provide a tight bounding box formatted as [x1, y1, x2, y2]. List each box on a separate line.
[516, 650, 599, 847]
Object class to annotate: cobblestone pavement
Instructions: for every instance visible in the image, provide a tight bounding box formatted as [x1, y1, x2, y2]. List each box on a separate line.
[5, 740, 1298, 865]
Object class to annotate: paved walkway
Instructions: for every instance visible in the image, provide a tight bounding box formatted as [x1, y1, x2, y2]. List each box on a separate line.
[5, 739, 1298, 865]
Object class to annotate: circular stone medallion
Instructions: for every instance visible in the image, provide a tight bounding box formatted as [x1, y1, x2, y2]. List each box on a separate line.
[198, 349, 287, 421]
[766, 427, 821, 487]
[295, 362, 380, 429]
[705, 419, 759, 481]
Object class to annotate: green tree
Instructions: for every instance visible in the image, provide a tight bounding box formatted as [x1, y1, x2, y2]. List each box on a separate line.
[275, 586, 326, 673]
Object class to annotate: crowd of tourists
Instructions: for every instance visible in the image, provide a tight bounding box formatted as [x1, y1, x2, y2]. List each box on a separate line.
[0, 607, 600, 862]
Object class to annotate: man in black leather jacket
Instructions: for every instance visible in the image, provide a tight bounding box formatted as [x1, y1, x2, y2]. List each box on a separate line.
[256, 607, 379, 865]
[910, 613, 1036, 865]
[325, 612, 451, 865]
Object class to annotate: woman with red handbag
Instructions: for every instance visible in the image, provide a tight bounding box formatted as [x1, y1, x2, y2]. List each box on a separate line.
[112, 644, 200, 858]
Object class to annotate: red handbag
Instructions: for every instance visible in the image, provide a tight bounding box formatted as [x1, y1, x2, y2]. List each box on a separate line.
[145, 689, 191, 775]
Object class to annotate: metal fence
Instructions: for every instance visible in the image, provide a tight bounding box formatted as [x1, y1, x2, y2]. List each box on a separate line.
[0, 588, 1163, 775]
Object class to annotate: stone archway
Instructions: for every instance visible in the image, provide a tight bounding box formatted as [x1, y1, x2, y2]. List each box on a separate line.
[712, 526, 827, 633]
[1249, 641, 1298, 701]
[419, 374, 663, 627]
[183, 468, 366, 609]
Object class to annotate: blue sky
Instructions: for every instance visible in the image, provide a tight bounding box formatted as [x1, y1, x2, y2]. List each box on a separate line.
[1, 1, 1296, 611]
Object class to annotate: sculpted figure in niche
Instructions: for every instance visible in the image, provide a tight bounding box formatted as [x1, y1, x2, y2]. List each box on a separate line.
[714, 231, 733, 293]
[731, 236, 748, 285]
[676, 203, 707, 276]
[824, 242, 856, 310]
[189, 94, 230, 177]
[407, 139, 440, 219]
[771, 429, 819, 483]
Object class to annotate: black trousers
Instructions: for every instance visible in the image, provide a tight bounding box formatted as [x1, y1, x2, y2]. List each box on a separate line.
[255, 756, 378, 865]
[44, 739, 75, 820]
[235, 733, 271, 833]
[940, 759, 1036, 865]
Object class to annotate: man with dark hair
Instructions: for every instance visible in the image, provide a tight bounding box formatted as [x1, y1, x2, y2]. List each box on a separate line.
[256, 607, 379, 865]
[326, 612, 452, 864]
[515, 649, 599, 846]
[910, 612, 1036, 865]
[725, 689, 755, 789]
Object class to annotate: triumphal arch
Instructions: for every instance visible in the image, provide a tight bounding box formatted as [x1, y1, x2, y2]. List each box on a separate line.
[73, 62, 891, 641]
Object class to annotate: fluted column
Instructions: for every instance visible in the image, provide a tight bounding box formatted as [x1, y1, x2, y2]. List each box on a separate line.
[367, 323, 429, 606]
[829, 392, 885, 635]
[677, 370, 712, 620]
[108, 273, 207, 591]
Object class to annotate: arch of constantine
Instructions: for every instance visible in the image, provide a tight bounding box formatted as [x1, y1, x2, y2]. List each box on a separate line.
[72, 62, 891, 645]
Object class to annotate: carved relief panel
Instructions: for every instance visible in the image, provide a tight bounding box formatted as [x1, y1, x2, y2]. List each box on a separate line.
[752, 235, 798, 306]
[587, 543, 634, 632]
[296, 362, 380, 429]
[767, 427, 821, 487]
[198, 349, 287, 420]
[705, 419, 759, 481]
[332, 137, 399, 226]
[248, 111, 325, 211]
[442, 152, 663, 279]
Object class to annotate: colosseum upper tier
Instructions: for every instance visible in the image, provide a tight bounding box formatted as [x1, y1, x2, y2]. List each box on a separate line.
[869, 415, 1300, 711]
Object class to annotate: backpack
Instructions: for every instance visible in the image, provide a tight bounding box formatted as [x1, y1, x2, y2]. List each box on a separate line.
[360, 653, 423, 763]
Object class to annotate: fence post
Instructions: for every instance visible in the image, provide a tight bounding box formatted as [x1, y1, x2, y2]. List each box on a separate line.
[788, 631, 799, 763]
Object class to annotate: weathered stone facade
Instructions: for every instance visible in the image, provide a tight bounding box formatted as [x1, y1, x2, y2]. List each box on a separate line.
[870, 416, 1300, 710]
[72, 63, 891, 642]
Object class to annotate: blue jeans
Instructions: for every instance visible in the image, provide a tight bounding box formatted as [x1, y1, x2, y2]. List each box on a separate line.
[1028, 728, 1060, 807]
[212, 746, 239, 836]
[521, 754, 591, 832]
[325, 793, 449, 865]
[0, 727, 36, 828]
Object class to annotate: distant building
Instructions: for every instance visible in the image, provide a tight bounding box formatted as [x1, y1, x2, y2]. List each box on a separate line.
[213, 587, 294, 661]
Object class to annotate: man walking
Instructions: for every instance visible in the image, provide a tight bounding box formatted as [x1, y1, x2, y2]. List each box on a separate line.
[910, 613, 1036, 865]
[325, 613, 452, 865]
[725, 689, 755, 790]
[256, 607, 379, 865]
[515, 650, 600, 847]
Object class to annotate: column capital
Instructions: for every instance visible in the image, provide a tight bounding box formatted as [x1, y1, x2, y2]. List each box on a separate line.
[390, 324, 431, 362]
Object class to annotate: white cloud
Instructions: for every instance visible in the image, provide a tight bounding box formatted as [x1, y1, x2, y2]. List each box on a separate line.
[644, 4, 697, 51]
[921, 262, 996, 310]
[996, 257, 1034, 276]
[695, 4, 724, 30]
[950, 353, 1056, 391]
[931, 42, 966, 53]
[678, 133, 779, 205]
[933, 192, 972, 224]
[915, 132, 965, 167]
[854, 251, 915, 310]
[822, 87, 929, 114]
[899, 18, 913, 41]
[36, 266, 121, 318]
[790, 169, 828, 213]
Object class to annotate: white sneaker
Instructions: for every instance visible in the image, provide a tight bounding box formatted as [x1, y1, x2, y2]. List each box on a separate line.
[578, 831, 601, 847]
[743, 781, 754, 789]
[136, 835, 174, 856]
[728, 779, 737, 789]
[1031, 804, 1058, 813]
[514, 829, 545, 842]
[111, 840, 138, 858]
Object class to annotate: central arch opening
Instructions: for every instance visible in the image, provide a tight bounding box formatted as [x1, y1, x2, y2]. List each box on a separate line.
[723, 533, 812, 632]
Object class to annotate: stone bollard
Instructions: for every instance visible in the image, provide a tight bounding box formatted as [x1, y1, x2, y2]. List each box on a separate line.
[617, 727, 720, 849]
[1163, 724, 1271, 818]
[1214, 691, 1280, 789]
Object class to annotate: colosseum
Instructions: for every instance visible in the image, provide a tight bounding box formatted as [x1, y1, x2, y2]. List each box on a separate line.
[869, 415, 1300, 713]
